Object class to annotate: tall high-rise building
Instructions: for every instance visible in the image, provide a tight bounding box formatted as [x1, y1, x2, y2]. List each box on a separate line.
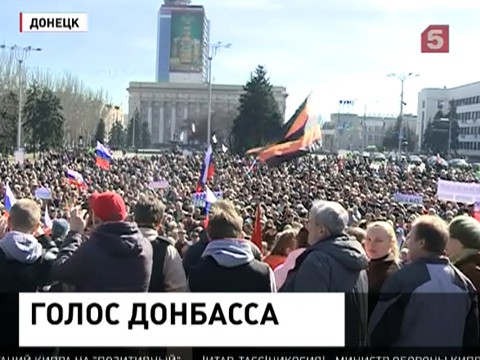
[156, 0, 209, 84]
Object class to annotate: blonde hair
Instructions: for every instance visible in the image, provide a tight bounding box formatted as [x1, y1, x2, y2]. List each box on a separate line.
[270, 229, 298, 256]
[9, 199, 41, 233]
[366, 221, 399, 260]
[207, 200, 243, 240]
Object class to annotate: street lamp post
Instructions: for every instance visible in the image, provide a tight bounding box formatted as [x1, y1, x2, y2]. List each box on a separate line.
[440, 117, 452, 158]
[0, 44, 42, 151]
[207, 41, 231, 147]
[387, 72, 419, 154]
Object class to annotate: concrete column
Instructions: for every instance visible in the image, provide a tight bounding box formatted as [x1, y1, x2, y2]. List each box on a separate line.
[171, 102, 176, 141]
[159, 104, 164, 144]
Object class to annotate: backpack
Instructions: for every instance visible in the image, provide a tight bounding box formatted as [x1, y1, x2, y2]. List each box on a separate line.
[149, 236, 170, 292]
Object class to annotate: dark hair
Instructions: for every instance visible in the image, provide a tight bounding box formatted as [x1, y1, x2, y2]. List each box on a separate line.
[412, 215, 449, 255]
[296, 227, 309, 248]
[134, 195, 165, 227]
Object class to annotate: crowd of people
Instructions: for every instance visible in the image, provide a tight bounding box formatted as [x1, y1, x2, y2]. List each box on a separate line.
[0, 148, 480, 348]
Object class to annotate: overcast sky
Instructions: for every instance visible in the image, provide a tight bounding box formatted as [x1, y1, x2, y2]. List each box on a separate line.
[1, 0, 479, 121]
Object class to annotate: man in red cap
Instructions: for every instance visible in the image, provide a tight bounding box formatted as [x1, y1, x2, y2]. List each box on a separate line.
[52, 191, 153, 292]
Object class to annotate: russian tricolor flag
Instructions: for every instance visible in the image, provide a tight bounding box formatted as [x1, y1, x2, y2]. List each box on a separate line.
[196, 145, 214, 193]
[66, 169, 87, 189]
[95, 141, 113, 170]
[203, 186, 218, 229]
[4, 183, 16, 214]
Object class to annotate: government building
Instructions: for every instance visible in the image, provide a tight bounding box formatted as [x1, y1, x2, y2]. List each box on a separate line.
[127, 82, 287, 144]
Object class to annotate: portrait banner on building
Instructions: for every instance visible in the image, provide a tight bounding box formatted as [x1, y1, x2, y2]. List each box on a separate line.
[436, 178, 480, 203]
[169, 10, 204, 73]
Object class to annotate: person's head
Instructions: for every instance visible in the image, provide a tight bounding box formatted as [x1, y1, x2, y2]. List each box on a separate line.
[134, 195, 165, 230]
[51, 219, 70, 241]
[365, 221, 399, 260]
[447, 215, 480, 258]
[406, 215, 449, 261]
[307, 200, 348, 245]
[89, 191, 127, 226]
[8, 199, 41, 234]
[207, 200, 243, 241]
[347, 227, 366, 245]
[270, 229, 298, 257]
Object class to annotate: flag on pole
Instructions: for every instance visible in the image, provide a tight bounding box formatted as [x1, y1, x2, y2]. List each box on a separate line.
[95, 141, 113, 170]
[191, 123, 196, 134]
[212, 134, 217, 144]
[179, 131, 185, 142]
[196, 145, 214, 193]
[251, 203, 263, 255]
[221, 144, 228, 153]
[203, 186, 218, 229]
[4, 183, 16, 214]
[44, 205, 53, 228]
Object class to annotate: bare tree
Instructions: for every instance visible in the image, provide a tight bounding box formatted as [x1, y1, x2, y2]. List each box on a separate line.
[0, 51, 111, 145]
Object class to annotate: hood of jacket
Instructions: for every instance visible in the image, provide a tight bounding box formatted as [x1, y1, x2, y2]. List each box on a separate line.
[91, 222, 146, 258]
[139, 227, 175, 246]
[202, 239, 254, 268]
[0, 231, 43, 264]
[312, 234, 369, 271]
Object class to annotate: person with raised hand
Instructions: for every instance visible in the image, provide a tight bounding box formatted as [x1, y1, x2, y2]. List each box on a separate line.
[51, 192, 153, 292]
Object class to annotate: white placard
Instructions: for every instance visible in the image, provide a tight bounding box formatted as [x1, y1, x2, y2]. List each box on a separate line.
[436, 178, 480, 203]
[14, 149, 24, 165]
[19, 293, 345, 347]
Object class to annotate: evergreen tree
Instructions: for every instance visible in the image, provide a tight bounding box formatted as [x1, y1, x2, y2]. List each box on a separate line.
[95, 118, 106, 143]
[0, 91, 18, 154]
[141, 121, 151, 148]
[422, 103, 458, 156]
[127, 109, 142, 148]
[23, 82, 65, 151]
[108, 120, 125, 149]
[231, 65, 283, 154]
[382, 117, 416, 152]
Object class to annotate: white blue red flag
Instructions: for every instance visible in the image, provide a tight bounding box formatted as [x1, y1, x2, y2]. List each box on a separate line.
[4, 183, 16, 214]
[196, 145, 214, 193]
[95, 141, 113, 170]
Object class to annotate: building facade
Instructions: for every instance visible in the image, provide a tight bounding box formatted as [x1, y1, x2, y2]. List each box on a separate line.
[417, 81, 480, 157]
[323, 113, 417, 152]
[127, 81, 288, 144]
[156, 0, 209, 84]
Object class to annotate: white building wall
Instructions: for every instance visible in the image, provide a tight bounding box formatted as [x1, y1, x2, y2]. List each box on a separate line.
[127, 82, 288, 144]
[417, 81, 480, 157]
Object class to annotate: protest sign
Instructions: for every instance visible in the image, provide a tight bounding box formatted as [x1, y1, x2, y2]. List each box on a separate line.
[394, 192, 423, 205]
[192, 191, 223, 207]
[34, 187, 52, 200]
[436, 179, 480, 203]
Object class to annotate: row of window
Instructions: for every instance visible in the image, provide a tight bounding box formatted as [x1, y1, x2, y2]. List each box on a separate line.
[457, 111, 480, 121]
[457, 141, 480, 151]
[458, 127, 480, 135]
[451, 96, 480, 107]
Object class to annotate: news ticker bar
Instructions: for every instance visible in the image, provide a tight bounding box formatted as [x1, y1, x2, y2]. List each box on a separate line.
[20, 13, 88, 32]
[19, 293, 344, 347]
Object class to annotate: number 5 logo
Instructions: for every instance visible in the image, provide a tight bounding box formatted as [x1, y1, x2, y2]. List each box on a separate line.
[421, 25, 449, 53]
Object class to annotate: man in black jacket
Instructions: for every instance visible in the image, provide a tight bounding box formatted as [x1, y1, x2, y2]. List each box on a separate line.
[183, 227, 263, 278]
[52, 191, 153, 292]
[281, 200, 369, 347]
[188, 200, 275, 292]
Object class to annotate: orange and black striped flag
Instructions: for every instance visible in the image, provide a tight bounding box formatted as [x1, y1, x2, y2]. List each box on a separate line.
[249, 94, 322, 167]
